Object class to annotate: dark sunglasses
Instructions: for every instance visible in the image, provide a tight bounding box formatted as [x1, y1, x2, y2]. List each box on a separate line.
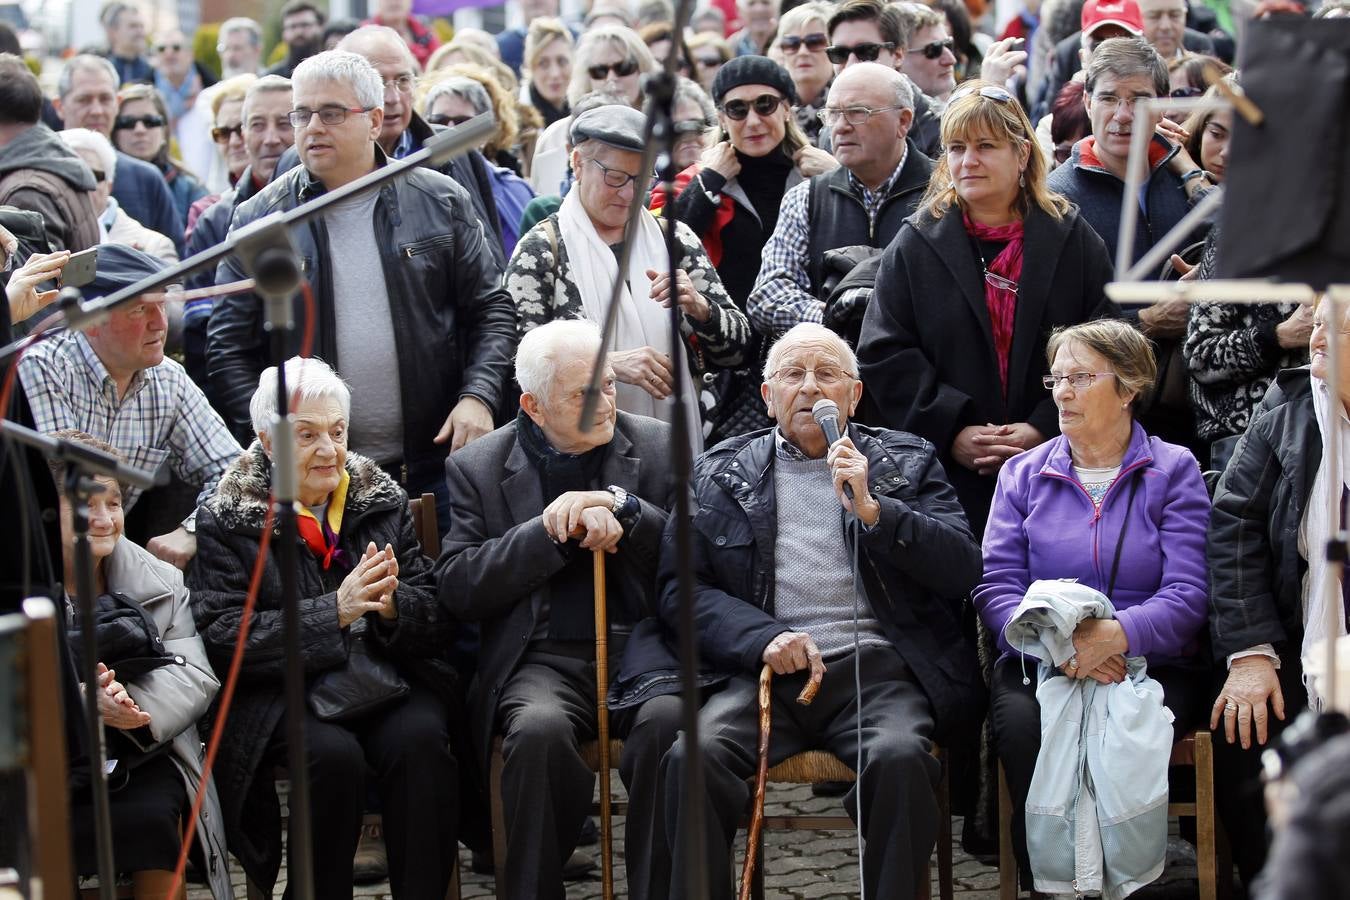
[114, 113, 166, 130]
[427, 113, 473, 127]
[719, 93, 785, 121]
[1169, 86, 1204, 99]
[88, 167, 107, 183]
[779, 32, 829, 54]
[211, 123, 243, 143]
[824, 42, 895, 65]
[909, 37, 955, 60]
[587, 58, 639, 80]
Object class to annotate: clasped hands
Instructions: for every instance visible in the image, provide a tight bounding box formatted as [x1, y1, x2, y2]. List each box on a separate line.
[89, 661, 152, 730]
[542, 490, 624, 553]
[337, 542, 400, 627]
[953, 423, 1043, 476]
[1058, 618, 1130, 684]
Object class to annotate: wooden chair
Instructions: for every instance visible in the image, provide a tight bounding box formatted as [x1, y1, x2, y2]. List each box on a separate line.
[996, 729, 1231, 900]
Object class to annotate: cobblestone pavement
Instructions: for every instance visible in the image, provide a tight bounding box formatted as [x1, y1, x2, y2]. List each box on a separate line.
[188, 781, 1214, 900]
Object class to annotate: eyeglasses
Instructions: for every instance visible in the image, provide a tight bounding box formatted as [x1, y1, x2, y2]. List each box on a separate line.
[88, 167, 106, 183]
[427, 113, 473, 127]
[769, 365, 854, 386]
[817, 104, 900, 126]
[720, 93, 785, 121]
[949, 84, 1016, 105]
[383, 74, 416, 95]
[1042, 372, 1117, 391]
[211, 123, 243, 143]
[1169, 86, 1204, 99]
[674, 118, 710, 136]
[983, 270, 1019, 293]
[779, 32, 829, 54]
[909, 37, 955, 60]
[288, 105, 375, 127]
[114, 113, 166, 130]
[155, 43, 184, 53]
[824, 42, 895, 65]
[587, 59, 640, 80]
[588, 156, 647, 189]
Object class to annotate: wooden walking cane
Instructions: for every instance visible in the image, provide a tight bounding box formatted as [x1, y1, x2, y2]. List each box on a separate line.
[593, 548, 615, 900]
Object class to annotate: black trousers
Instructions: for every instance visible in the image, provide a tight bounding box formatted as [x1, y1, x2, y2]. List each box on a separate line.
[663, 646, 940, 900]
[496, 644, 682, 900]
[989, 655, 1211, 884]
[266, 683, 459, 900]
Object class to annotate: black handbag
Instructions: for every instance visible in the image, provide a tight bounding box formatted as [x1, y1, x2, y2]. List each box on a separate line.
[308, 616, 410, 722]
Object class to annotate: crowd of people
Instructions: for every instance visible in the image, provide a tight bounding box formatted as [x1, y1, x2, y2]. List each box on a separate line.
[3, 0, 1350, 898]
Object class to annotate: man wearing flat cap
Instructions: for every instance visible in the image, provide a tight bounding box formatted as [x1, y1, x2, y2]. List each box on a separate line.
[17, 244, 243, 567]
[503, 104, 752, 456]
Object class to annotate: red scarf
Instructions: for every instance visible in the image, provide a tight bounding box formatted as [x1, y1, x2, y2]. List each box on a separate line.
[963, 213, 1024, 397]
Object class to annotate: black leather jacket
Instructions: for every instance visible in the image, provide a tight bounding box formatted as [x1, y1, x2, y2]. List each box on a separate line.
[207, 147, 518, 472]
[657, 423, 986, 740]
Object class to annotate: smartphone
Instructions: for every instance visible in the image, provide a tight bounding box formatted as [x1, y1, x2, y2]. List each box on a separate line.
[61, 246, 98, 288]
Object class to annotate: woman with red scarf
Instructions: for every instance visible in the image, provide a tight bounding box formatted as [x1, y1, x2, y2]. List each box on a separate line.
[858, 82, 1117, 536]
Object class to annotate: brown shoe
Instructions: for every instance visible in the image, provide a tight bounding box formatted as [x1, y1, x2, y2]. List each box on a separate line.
[353, 814, 389, 884]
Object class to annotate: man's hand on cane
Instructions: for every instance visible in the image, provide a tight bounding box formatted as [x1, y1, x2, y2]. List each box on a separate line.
[762, 630, 825, 701]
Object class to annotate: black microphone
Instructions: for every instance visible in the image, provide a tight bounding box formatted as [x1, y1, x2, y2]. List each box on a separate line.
[811, 398, 852, 499]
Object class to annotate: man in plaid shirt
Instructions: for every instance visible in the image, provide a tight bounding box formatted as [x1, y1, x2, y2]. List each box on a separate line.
[18, 244, 242, 568]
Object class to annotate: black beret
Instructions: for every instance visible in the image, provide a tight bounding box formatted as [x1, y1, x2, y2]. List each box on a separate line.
[569, 105, 648, 152]
[81, 243, 170, 302]
[710, 55, 798, 106]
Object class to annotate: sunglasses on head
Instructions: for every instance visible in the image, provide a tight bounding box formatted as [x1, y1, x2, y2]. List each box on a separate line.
[211, 123, 243, 143]
[427, 113, 473, 127]
[824, 42, 894, 65]
[909, 37, 955, 60]
[719, 93, 785, 121]
[587, 59, 640, 80]
[779, 32, 829, 54]
[114, 113, 166, 130]
[948, 84, 1016, 105]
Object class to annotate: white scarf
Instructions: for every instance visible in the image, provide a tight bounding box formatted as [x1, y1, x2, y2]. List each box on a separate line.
[1299, 375, 1350, 708]
[556, 188, 703, 455]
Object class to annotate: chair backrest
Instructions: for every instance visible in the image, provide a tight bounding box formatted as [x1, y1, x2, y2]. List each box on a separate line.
[408, 493, 440, 558]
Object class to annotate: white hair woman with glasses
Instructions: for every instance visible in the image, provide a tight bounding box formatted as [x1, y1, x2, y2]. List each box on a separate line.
[505, 106, 750, 455]
[858, 81, 1117, 537]
[187, 356, 464, 899]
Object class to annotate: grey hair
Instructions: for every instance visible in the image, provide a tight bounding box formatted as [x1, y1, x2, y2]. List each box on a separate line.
[219, 17, 263, 46]
[831, 62, 914, 111]
[250, 357, 352, 438]
[58, 54, 119, 99]
[762, 323, 859, 381]
[422, 76, 492, 118]
[339, 24, 420, 73]
[292, 50, 385, 111]
[516, 320, 603, 400]
[674, 77, 716, 128]
[567, 25, 657, 107]
[58, 128, 116, 182]
[243, 75, 293, 121]
[777, 2, 834, 38]
[1084, 36, 1168, 98]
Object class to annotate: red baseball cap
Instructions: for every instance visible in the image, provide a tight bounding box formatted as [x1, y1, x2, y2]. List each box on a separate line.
[1081, 0, 1145, 37]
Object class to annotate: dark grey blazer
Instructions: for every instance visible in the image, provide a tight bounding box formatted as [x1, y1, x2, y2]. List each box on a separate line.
[434, 411, 675, 768]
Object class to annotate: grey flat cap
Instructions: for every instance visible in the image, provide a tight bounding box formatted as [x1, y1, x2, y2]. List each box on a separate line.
[569, 106, 648, 153]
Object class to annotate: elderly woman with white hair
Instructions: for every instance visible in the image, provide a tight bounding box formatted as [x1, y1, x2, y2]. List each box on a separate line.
[58, 128, 178, 264]
[187, 356, 464, 899]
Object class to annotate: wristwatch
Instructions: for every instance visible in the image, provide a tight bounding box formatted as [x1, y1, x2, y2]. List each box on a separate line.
[607, 485, 629, 516]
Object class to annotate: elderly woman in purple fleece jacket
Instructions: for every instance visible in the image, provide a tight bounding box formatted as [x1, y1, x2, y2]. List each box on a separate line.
[973, 318, 1211, 884]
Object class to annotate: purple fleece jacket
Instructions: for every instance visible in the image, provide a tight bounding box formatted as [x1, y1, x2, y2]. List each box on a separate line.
[974, 421, 1210, 661]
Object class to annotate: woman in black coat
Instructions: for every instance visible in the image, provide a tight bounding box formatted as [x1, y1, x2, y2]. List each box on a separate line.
[857, 82, 1116, 535]
[187, 357, 462, 900]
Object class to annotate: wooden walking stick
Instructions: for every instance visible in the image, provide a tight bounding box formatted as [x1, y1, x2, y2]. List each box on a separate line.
[593, 548, 615, 900]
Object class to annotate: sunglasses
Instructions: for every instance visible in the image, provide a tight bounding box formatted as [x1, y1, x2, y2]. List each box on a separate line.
[427, 113, 473, 127]
[719, 93, 785, 121]
[824, 42, 895, 65]
[211, 123, 243, 143]
[155, 43, 184, 53]
[587, 59, 640, 80]
[948, 84, 1016, 104]
[909, 37, 955, 60]
[1169, 86, 1204, 99]
[114, 113, 166, 130]
[674, 119, 710, 136]
[695, 55, 723, 68]
[779, 32, 829, 54]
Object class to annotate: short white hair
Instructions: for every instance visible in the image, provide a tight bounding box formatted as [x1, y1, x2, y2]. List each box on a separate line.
[763, 323, 859, 381]
[515, 320, 602, 400]
[219, 17, 263, 46]
[242, 75, 293, 122]
[292, 49, 384, 111]
[57, 128, 116, 183]
[250, 356, 352, 438]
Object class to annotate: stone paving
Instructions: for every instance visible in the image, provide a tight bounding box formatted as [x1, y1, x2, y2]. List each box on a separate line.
[188, 780, 1216, 900]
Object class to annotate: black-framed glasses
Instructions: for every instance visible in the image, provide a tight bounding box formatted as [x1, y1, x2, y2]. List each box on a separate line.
[427, 113, 472, 127]
[1042, 372, 1116, 391]
[817, 104, 900, 126]
[720, 93, 785, 121]
[824, 41, 894, 65]
[383, 74, 416, 94]
[1169, 86, 1204, 99]
[288, 105, 375, 127]
[211, 123, 243, 143]
[779, 32, 828, 54]
[114, 113, 165, 130]
[949, 84, 1016, 105]
[909, 37, 955, 60]
[588, 156, 647, 189]
[587, 58, 640, 80]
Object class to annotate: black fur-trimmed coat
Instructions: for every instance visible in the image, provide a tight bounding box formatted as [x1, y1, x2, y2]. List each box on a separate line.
[187, 442, 458, 892]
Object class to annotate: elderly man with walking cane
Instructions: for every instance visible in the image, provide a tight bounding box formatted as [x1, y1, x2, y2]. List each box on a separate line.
[435, 319, 684, 900]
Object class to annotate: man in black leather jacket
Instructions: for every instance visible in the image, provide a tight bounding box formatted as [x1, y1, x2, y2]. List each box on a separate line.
[207, 50, 516, 522]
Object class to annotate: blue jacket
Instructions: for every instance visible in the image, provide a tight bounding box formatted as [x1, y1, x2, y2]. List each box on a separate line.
[975, 421, 1210, 662]
[113, 151, 185, 257]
